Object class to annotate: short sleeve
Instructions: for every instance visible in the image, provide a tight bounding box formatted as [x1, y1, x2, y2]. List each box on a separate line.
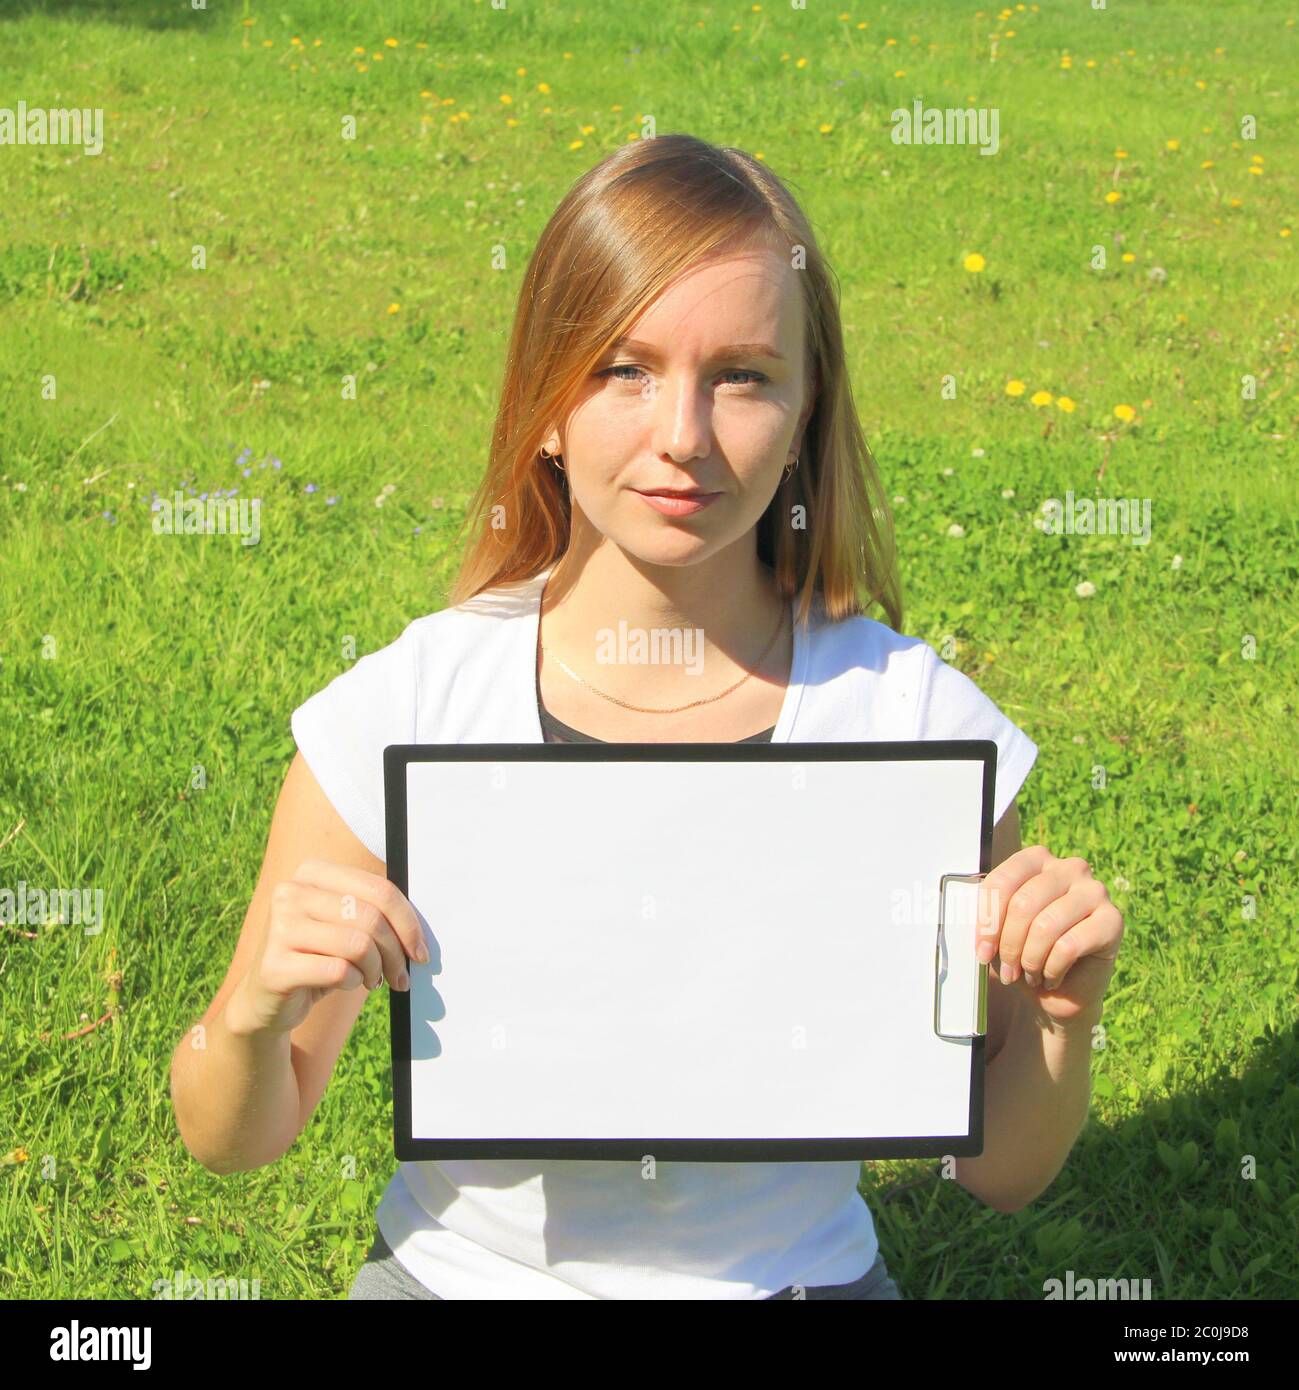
[289, 626, 419, 863]
[912, 643, 1038, 826]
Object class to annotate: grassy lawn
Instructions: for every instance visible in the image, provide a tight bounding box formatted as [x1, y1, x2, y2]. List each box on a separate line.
[1, 0, 1296, 1299]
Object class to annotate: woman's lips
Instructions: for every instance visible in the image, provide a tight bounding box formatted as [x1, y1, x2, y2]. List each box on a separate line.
[634, 490, 722, 516]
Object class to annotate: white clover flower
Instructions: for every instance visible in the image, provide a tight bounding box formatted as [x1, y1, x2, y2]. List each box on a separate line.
[943, 467, 954, 476]
[1171, 554, 1183, 569]
[947, 523, 966, 538]
[1001, 487, 1015, 499]
[1112, 875, 1132, 893]
[892, 494, 907, 505]
[971, 447, 986, 458]
[1075, 580, 1097, 598]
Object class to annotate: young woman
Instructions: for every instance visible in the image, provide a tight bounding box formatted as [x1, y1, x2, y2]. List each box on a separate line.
[170, 134, 1124, 1301]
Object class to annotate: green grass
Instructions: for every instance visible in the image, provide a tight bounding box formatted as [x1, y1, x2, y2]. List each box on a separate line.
[1, 0, 1296, 1300]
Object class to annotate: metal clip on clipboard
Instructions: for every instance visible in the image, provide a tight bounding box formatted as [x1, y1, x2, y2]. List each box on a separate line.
[934, 872, 988, 1041]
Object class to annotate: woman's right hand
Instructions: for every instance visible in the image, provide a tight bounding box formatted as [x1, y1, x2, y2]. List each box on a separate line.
[222, 860, 427, 1037]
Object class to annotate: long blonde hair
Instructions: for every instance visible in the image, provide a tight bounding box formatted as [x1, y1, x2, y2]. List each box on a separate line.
[447, 133, 902, 632]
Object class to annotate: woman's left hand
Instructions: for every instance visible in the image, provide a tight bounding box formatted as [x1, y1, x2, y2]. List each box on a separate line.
[977, 847, 1124, 1029]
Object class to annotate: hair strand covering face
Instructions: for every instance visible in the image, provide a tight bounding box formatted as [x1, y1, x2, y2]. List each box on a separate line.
[446, 132, 903, 633]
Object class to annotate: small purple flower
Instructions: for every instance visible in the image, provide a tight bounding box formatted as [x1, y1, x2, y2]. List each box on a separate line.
[326, 496, 339, 506]
[242, 468, 252, 478]
[199, 492, 208, 501]
[102, 511, 115, 523]
[413, 525, 422, 535]
[305, 482, 318, 494]
[237, 448, 251, 462]
[271, 457, 281, 470]
[228, 488, 238, 496]
[150, 500, 162, 511]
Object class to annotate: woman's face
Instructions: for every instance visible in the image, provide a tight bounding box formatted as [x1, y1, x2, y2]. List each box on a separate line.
[554, 244, 816, 569]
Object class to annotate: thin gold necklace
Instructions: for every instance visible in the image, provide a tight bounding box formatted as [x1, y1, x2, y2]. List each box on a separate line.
[540, 600, 789, 715]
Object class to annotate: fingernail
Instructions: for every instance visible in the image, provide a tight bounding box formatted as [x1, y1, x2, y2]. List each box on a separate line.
[398, 970, 410, 991]
[1024, 970, 1040, 988]
[416, 944, 430, 964]
[1000, 962, 1014, 987]
[976, 941, 995, 965]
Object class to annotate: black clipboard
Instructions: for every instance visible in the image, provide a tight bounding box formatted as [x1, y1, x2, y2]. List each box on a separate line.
[384, 740, 996, 1162]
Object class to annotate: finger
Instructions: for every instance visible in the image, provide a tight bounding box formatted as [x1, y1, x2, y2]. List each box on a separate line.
[276, 918, 387, 991]
[1020, 878, 1108, 985]
[1040, 904, 1123, 992]
[992, 865, 1078, 985]
[263, 929, 370, 994]
[293, 859, 427, 965]
[282, 883, 411, 991]
[977, 846, 1051, 964]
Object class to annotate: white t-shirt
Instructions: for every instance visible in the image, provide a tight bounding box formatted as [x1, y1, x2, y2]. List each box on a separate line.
[290, 567, 1038, 1299]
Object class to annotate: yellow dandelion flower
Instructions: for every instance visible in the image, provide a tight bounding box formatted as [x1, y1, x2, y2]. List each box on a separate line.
[506, 118, 518, 128]
[1005, 380, 1027, 397]
[499, 94, 512, 104]
[1196, 80, 1206, 89]
[313, 39, 322, 46]
[886, 37, 897, 46]
[1201, 160, 1215, 169]
[569, 139, 584, 150]
[1165, 139, 1180, 151]
[420, 89, 433, 98]
[372, 53, 383, 61]
[1121, 252, 1136, 262]
[1085, 59, 1096, 68]
[1248, 166, 1263, 176]
[796, 57, 808, 68]
[1057, 396, 1077, 413]
[263, 39, 273, 47]
[1030, 390, 1053, 407]
[415, 41, 428, 49]
[1005, 29, 1016, 38]
[1113, 403, 1136, 422]
[1229, 198, 1243, 207]
[1281, 228, 1292, 238]
[353, 45, 365, 55]
[963, 253, 986, 273]
[516, 67, 526, 76]
[1060, 56, 1073, 69]
[1115, 149, 1128, 159]
[580, 124, 594, 134]
[1105, 190, 1122, 204]
[384, 37, 398, 47]
[241, 16, 255, 25]
[387, 303, 401, 314]
[356, 63, 368, 72]
[1251, 154, 1264, 164]
[894, 69, 906, 77]
[538, 82, 551, 94]
[819, 123, 834, 133]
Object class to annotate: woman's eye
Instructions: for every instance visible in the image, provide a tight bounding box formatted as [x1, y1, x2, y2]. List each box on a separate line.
[718, 369, 766, 388]
[600, 365, 648, 385]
